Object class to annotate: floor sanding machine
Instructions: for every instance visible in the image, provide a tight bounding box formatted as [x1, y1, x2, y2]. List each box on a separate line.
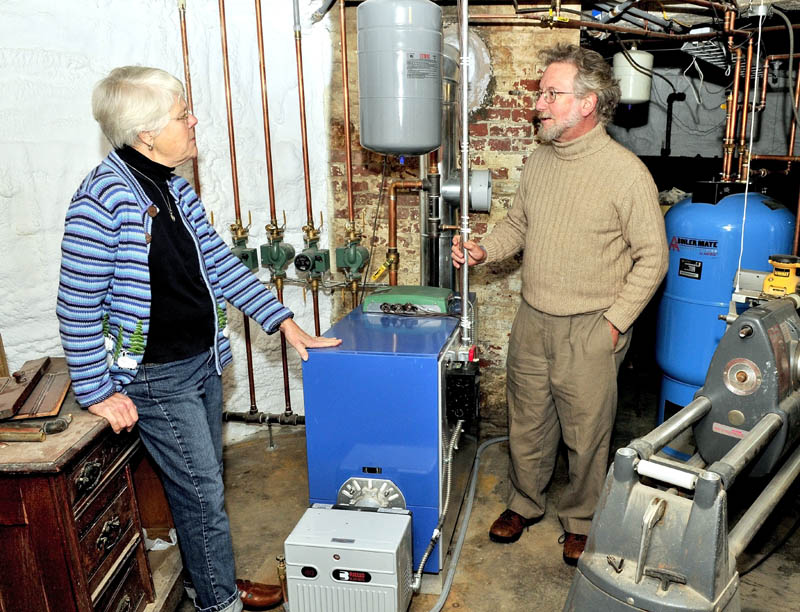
[565, 294, 800, 611]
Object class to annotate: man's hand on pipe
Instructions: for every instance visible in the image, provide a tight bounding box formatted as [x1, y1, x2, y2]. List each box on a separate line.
[452, 235, 486, 269]
[280, 318, 342, 361]
[89, 392, 138, 433]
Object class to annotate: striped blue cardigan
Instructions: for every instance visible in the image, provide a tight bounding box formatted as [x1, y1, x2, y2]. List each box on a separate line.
[57, 151, 292, 408]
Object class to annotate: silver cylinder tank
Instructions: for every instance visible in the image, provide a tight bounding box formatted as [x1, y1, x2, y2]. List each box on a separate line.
[357, 0, 442, 155]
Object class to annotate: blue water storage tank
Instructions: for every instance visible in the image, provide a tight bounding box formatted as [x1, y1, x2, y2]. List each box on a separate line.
[656, 192, 794, 431]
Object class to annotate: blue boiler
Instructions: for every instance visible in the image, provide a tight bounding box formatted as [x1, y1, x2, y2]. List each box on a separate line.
[656, 192, 794, 427]
[301, 309, 470, 575]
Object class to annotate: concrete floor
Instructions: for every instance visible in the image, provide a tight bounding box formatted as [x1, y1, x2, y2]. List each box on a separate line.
[174, 363, 800, 612]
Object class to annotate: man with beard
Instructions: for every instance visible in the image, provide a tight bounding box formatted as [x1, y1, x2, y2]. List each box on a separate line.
[452, 43, 668, 564]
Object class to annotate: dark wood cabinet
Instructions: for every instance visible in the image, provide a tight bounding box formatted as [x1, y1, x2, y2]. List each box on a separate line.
[0, 400, 155, 612]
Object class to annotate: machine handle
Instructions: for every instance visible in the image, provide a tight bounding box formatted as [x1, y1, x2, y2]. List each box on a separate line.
[636, 459, 698, 490]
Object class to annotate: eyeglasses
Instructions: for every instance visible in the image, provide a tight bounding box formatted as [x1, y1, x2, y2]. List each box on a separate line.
[171, 109, 194, 125]
[533, 88, 575, 104]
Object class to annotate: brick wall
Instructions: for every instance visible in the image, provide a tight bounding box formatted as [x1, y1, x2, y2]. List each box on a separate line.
[326, 5, 578, 433]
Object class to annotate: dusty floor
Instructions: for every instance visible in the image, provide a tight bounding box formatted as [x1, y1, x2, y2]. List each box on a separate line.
[174, 363, 800, 612]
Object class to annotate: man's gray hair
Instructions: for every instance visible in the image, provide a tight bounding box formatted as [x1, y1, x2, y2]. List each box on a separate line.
[538, 44, 620, 125]
[92, 66, 185, 149]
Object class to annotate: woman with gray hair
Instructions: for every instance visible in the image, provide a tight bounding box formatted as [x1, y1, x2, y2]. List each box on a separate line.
[57, 66, 339, 612]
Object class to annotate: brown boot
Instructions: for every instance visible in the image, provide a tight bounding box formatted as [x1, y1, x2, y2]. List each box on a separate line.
[489, 509, 538, 543]
[561, 532, 588, 565]
[236, 579, 283, 610]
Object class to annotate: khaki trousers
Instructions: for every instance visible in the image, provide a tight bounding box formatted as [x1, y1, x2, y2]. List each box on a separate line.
[505, 301, 630, 535]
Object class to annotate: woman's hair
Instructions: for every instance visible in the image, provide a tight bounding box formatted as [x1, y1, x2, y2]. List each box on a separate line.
[538, 44, 620, 125]
[92, 66, 185, 149]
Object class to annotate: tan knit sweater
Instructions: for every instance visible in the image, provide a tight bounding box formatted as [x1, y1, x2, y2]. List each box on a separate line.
[480, 123, 668, 333]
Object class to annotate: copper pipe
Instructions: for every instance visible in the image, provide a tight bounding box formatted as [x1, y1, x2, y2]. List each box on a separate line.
[178, 1, 202, 197]
[311, 279, 321, 335]
[217, 0, 243, 223]
[751, 155, 800, 162]
[388, 180, 423, 286]
[339, 0, 355, 223]
[469, 14, 721, 41]
[218, 0, 258, 412]
[255, 0, 277, 223]
[723, 48, 743, 182]
[737, 38, 754, 180]
[428, 148, 439, 175]
[255, 0, 291, 414]
[294, 6, 314, 225]
[755, 57, 769, 112]
[722, 92, 734, 180]
[789, 58, 800, 160]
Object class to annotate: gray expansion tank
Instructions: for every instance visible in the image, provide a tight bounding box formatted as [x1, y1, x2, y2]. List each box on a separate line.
[357, 0, 442, 155]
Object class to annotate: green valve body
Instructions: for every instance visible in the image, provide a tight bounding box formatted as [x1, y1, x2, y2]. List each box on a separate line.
[232, 237, 259, 271]
[335, 241, 370, 281]
[294, 243, 330, 278]
[261, 240, 296, 277]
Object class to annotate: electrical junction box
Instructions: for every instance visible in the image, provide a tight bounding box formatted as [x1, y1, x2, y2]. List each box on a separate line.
[284, 505, 413, 612]
[361, 285, 453, 313]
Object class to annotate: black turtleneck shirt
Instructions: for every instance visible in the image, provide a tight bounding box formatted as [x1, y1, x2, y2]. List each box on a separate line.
[117, 146, 215, 364]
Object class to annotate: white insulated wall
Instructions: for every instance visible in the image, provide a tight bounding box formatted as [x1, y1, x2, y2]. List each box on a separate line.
[0, 0, 334, 443]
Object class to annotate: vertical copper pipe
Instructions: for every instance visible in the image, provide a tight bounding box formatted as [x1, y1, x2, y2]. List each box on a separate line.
[788, 57, 800, 160]
[757, 57, 769, 111]
[255, 0, 277, 224]
[723, 48, 743, 181]
[737, 38, 754, 180]
[388, 180, 423, 286]
[178, 1, 202, 197]
[256, 0, 292, 414]
[218, 0, 257, 411]
[293, 5, 314, 225]
[722, 91, 734, 180]
[218, 0, 243, 223]
[339, 0, 355, 223]
[311, 279, 321, 335]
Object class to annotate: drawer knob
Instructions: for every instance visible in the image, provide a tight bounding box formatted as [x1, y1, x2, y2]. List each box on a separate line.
[115, 594, 132, 612]
[95, 516, 121, 551]
[75, 460, 102, 494]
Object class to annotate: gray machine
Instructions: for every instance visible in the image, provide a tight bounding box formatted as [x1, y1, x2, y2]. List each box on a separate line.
[565, 295, 800, 611]
[285, 505, 413, 612]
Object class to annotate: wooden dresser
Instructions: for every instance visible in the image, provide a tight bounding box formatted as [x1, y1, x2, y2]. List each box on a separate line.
[0, 399, 156, 612]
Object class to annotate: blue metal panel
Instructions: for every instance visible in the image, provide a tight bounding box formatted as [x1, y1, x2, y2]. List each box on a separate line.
[302, 309, 458, 573]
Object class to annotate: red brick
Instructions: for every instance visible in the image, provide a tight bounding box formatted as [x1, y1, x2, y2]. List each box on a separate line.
[471, 138, 486, 151]
[485, 108, 511, 120]
[491, 167, 509, 179]
[469, 122, 489, 137]
[516, 79, 540, 92]
[488, 138, 511, 151]
[511, 108, 534, 123]
[492, 95, 520, 108]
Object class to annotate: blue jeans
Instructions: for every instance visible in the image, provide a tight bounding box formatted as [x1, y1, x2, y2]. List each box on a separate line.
[126, 350, 243, 612]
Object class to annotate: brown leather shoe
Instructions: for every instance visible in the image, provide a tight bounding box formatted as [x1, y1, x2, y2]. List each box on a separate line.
[561, 532, 588, 565]
[236, 579, 283, 610]
[489, 509, 538, 543]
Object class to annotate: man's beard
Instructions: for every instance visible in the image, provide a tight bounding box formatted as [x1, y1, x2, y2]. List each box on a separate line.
[537, 105, 582, 143]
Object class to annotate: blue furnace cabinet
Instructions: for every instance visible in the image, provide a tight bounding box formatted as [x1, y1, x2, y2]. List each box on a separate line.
[302, 309, 474, 575]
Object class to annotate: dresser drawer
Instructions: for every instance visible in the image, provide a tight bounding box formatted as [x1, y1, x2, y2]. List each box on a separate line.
[94, 545, 148, 612]
[67, 431, 138, 510]
[77, 471, 137, 593]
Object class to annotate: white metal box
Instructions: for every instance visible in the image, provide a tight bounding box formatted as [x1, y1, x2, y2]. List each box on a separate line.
[284, 505, 413, 612]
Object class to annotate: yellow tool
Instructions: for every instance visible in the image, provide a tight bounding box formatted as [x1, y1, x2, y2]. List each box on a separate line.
[763, 254, 800, 297]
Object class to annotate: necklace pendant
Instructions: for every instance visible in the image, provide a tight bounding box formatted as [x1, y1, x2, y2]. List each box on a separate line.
[169, 210, 176, 222]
